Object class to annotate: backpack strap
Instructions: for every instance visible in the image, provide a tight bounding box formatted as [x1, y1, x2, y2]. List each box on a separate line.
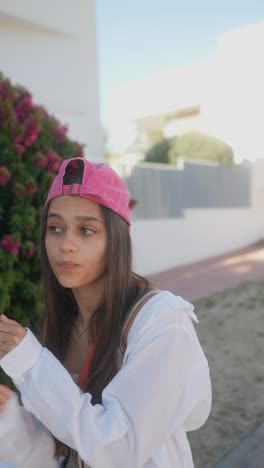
[120, 289, 160, 354]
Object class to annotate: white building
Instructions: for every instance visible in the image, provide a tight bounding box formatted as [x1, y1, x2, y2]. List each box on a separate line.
[0, 0, 102, 161]
[207, 22, 264, 162]
[109, 21, 264, 164]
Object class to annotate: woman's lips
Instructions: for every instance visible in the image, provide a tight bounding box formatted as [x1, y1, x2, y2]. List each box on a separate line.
[58, 261, 80, 269]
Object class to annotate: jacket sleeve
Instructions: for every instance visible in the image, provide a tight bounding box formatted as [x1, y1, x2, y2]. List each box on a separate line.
[0, 391, 59, 468]
[0, 304, 211, 468]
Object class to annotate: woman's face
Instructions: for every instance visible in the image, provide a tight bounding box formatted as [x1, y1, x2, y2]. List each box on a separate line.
[45, 196, 107, 290]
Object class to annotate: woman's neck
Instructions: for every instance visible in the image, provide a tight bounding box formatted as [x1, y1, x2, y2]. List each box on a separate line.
[72, 279, 105, 329]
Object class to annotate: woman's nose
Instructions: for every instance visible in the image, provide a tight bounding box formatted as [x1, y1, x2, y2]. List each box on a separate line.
[60, 230, 78, 252]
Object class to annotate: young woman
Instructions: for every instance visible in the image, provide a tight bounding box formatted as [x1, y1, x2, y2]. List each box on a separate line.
[0, 157, 211, 468]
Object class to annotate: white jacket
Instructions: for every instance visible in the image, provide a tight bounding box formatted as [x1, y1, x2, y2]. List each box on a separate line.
[0, 291, 212, 468]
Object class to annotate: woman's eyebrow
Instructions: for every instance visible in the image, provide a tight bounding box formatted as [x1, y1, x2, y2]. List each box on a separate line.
[47, 213, 102, 223]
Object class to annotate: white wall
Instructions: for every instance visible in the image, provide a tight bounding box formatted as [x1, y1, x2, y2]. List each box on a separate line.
[198, 23, 264, 163]
[0, 0, 80, 35]
[0, 0, 102, 161]
[131, 159, 264, 275]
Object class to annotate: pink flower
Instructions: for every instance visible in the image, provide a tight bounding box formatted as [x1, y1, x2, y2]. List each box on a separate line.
[1, 235, 21, 256]
[129, 198, 138, 210]
[13, 143, 25, 154]
[33, 152, 46, 169]
[14, 183, 26, 196]
[78, 148, 85, 158]
[74, 143, 85, 158]
[46, 172, 55, 183]
[13, 131, 26, 154]
[0, 166, 11, 186]
[25, 181, 38, 194]
[24, 241, 35, 257]
[0, 82, 5, 98]
[44, 152, 62, 173]
[25, 250, 34, 257]
[23, 119, 39, 147]
[13, 131, 24, 144]
[55, 125, 68, 143]
[14, 92, 33, 122]
[0, 79, 15, 102]
[34, 105, 48, 119]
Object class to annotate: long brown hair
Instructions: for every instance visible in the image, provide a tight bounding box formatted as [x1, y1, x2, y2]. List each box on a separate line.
[40, 191, 152, 458]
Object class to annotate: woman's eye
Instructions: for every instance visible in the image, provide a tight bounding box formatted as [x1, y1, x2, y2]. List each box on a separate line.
[81, 227, 94, 235]
[48, 225, 61, 233]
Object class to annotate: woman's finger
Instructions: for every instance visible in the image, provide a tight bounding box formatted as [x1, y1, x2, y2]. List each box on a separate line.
[0, 332, 23, 346]
[0, 314, 17, 323]
[0, 318, 27, 355]
[0, 385, 13, 413]
[0, 341, 17, 358]
[0, 384, 13, 397]
[0, 320, 23, 333]
[0, 393, 11, 404]
[0, 340, 13, 353]
[0, 399, 12, 412]
[0, 338, 15, 357]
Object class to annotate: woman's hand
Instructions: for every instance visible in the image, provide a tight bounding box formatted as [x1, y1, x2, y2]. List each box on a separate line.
[0, 384, 13, 413]
[0, 314, 27, 359]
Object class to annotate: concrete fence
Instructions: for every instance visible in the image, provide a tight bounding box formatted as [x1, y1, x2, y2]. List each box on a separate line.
[127, 159, 264, 275]
[125, 160, 251, 220]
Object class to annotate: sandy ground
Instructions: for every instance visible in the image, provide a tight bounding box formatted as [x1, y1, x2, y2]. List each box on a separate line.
[188, 280, 264, 468]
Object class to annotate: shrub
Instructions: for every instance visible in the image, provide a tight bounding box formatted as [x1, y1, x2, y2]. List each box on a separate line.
[144, 132, 234, 165]
[145, 138, 172, 164]
[169, 131, 234, 165]
[0, 73, 84, 385]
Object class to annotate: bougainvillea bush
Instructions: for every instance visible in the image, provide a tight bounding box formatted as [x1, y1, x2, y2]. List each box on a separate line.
[0, 73, 84, 383]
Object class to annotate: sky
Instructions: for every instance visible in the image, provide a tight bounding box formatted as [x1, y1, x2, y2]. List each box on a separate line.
[96, 0, 264, 128]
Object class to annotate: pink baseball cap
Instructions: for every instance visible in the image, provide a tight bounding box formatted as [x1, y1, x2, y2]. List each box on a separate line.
[45, 157, 131, 225]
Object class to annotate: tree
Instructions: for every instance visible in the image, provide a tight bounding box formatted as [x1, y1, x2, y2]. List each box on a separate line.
[0, 73, 84, 386]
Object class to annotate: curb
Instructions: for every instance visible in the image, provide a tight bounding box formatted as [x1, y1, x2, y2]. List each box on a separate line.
[214, 423, 264, 468]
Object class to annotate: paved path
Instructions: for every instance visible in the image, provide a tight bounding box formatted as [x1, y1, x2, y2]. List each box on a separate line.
[149, 241, 264, 468]
[148, 240, 264, 301]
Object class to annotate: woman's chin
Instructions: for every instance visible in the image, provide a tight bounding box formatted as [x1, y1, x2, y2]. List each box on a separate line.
[56, 276, 81, 289]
